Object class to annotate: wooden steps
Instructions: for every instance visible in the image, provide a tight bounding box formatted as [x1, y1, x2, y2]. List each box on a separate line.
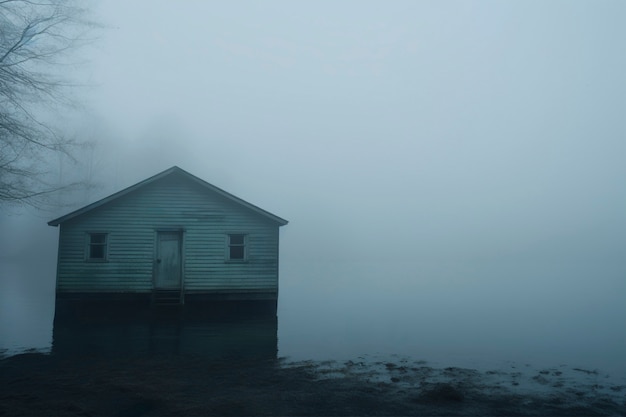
[152, 289, 183, 306]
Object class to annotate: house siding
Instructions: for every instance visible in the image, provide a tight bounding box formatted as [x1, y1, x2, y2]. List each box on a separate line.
[56, 175, 281, 298]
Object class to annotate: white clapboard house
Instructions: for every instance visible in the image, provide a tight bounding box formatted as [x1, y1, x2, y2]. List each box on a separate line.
[48, 166, 288, 309]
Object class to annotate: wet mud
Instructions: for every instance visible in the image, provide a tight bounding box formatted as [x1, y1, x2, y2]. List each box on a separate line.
[1, 352, 624, 416]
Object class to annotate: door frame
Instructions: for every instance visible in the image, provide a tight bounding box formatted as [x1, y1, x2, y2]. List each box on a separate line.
[153, 229, 185, 292]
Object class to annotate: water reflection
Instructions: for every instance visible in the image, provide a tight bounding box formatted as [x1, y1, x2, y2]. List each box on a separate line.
[52, 308, 277, 360]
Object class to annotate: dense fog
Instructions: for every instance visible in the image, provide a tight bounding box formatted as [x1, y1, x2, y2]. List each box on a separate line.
[1, 1, 625, 374]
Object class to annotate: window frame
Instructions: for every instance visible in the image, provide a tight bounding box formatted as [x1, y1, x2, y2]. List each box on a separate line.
[85, 232, 108, 262]
[226, 233, 248, 262]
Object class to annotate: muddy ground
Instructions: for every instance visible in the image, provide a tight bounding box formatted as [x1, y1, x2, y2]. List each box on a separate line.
[1, 352, 624, 416]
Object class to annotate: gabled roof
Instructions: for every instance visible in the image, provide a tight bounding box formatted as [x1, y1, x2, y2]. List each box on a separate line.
[48, 166, 288, 227]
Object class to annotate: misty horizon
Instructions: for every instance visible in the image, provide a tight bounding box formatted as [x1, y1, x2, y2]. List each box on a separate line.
[1, 0, 625, 379]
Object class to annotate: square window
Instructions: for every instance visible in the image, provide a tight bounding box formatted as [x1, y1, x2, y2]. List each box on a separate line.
[229, 234, 245, 245]
[229, 245, 244, 259]
[87, 233, 107, 261]
[227, 234, 246, 261]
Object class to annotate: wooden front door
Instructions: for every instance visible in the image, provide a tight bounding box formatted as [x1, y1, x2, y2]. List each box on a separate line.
[155, 232, 182, 289]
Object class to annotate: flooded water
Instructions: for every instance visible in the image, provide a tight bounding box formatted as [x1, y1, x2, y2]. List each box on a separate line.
[1, 258, 625, 381]
[278, 260, 626, 374]
[0, 262, 55, 356]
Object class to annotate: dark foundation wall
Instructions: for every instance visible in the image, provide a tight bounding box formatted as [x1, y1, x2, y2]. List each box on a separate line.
[53, 294, 278, 360]
[52, 314, 278, 359]
[54, 293, 278, 323]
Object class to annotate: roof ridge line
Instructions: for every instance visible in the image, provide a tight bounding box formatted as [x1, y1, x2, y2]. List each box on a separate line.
[48, 166, 288, 226]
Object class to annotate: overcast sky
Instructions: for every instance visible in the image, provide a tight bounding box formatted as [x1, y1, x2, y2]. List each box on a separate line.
[72, 0, 625, 267]
[3, 1, 625, 268]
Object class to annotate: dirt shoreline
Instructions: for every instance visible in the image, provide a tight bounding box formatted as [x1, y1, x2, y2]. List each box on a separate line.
[1, 352, 624, 416]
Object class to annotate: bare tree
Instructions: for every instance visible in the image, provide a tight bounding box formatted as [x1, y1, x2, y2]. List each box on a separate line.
[0, 0, 94, 207]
